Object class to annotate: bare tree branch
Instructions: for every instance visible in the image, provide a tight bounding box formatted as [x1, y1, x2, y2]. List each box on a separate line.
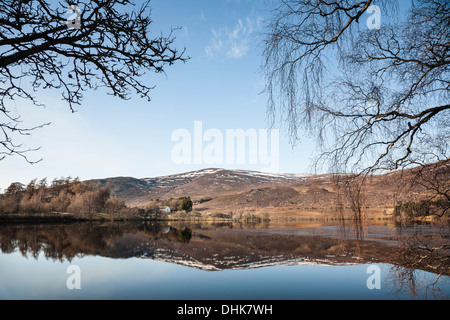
[261, 0, 450, 224]
[0, 0, 188, 162]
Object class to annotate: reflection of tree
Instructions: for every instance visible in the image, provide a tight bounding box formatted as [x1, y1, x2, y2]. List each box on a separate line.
[0, 222, 192, 262]
[176, 227, 192, 244]
[384, 223, 450, 299]
[139, 223, 193, 244]
[397, 227, 449, 275]
[387, 265, 449, 300]
[0, 222, 125, 261]
[334, 218, 449, 295]
[1, 221, 448, 299]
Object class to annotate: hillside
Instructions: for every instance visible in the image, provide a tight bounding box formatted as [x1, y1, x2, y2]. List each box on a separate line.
[91, 168, 309, 206]
[89, 166, 445, 219]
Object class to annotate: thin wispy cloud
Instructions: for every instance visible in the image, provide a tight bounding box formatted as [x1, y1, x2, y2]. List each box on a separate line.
[205, 16, 263, 60]
[199, 9, 206, 23]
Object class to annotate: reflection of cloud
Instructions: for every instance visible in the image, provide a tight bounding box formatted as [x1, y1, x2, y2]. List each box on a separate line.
[205, 16, 262, 59]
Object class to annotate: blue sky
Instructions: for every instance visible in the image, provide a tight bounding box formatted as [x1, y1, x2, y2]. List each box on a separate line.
[0, 0, 320, 191]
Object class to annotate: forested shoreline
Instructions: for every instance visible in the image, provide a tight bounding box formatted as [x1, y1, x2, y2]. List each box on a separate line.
[0, 177, 122, 219]
[0, 177, 193, 220]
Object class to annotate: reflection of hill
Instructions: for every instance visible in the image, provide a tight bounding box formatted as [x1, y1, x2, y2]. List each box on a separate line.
[1, 221, 448, 276]
[0, 221, 402, 271]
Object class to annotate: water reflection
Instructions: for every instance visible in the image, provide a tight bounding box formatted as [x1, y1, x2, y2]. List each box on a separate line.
[0, 222, 194, 262]
[0, 220, 448, 299]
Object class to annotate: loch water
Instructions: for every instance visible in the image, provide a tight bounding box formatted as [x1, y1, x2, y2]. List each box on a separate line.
[0, 220, 449, 300]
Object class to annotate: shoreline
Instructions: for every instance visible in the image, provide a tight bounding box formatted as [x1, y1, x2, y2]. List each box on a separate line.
[0, 212, 446, 225]
[0, 213, 90, 223]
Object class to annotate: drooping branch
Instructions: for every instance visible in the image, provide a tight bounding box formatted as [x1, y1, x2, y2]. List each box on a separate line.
[261, 0, 450, 222]
[262, 0, 448, 172]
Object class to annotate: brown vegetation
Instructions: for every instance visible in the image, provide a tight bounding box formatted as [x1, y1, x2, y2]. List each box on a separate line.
[86, 166, 449, 222]
[0, 177, 118, 219]
[0, 177, 198, 221]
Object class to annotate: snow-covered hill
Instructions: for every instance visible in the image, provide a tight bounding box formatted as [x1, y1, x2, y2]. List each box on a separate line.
[91, 168, 314, 206]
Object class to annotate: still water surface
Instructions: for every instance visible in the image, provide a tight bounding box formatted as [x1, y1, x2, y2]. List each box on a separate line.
[0, 221, 448, 300]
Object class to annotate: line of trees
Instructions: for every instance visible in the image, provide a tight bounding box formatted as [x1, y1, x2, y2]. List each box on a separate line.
[0, 178, 198, 220]
[393, 199, 450, 219]
[142, 197, 193, 217]
[0, 177, 125, 218]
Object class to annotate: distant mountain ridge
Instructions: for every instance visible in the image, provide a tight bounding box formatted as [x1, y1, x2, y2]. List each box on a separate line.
[89, 166, 445, 218]
[90, 168, 313, 206]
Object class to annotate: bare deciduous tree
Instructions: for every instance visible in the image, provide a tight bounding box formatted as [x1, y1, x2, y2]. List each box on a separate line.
[0, 0, 187, 162]
[261, 0, 449, 217]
